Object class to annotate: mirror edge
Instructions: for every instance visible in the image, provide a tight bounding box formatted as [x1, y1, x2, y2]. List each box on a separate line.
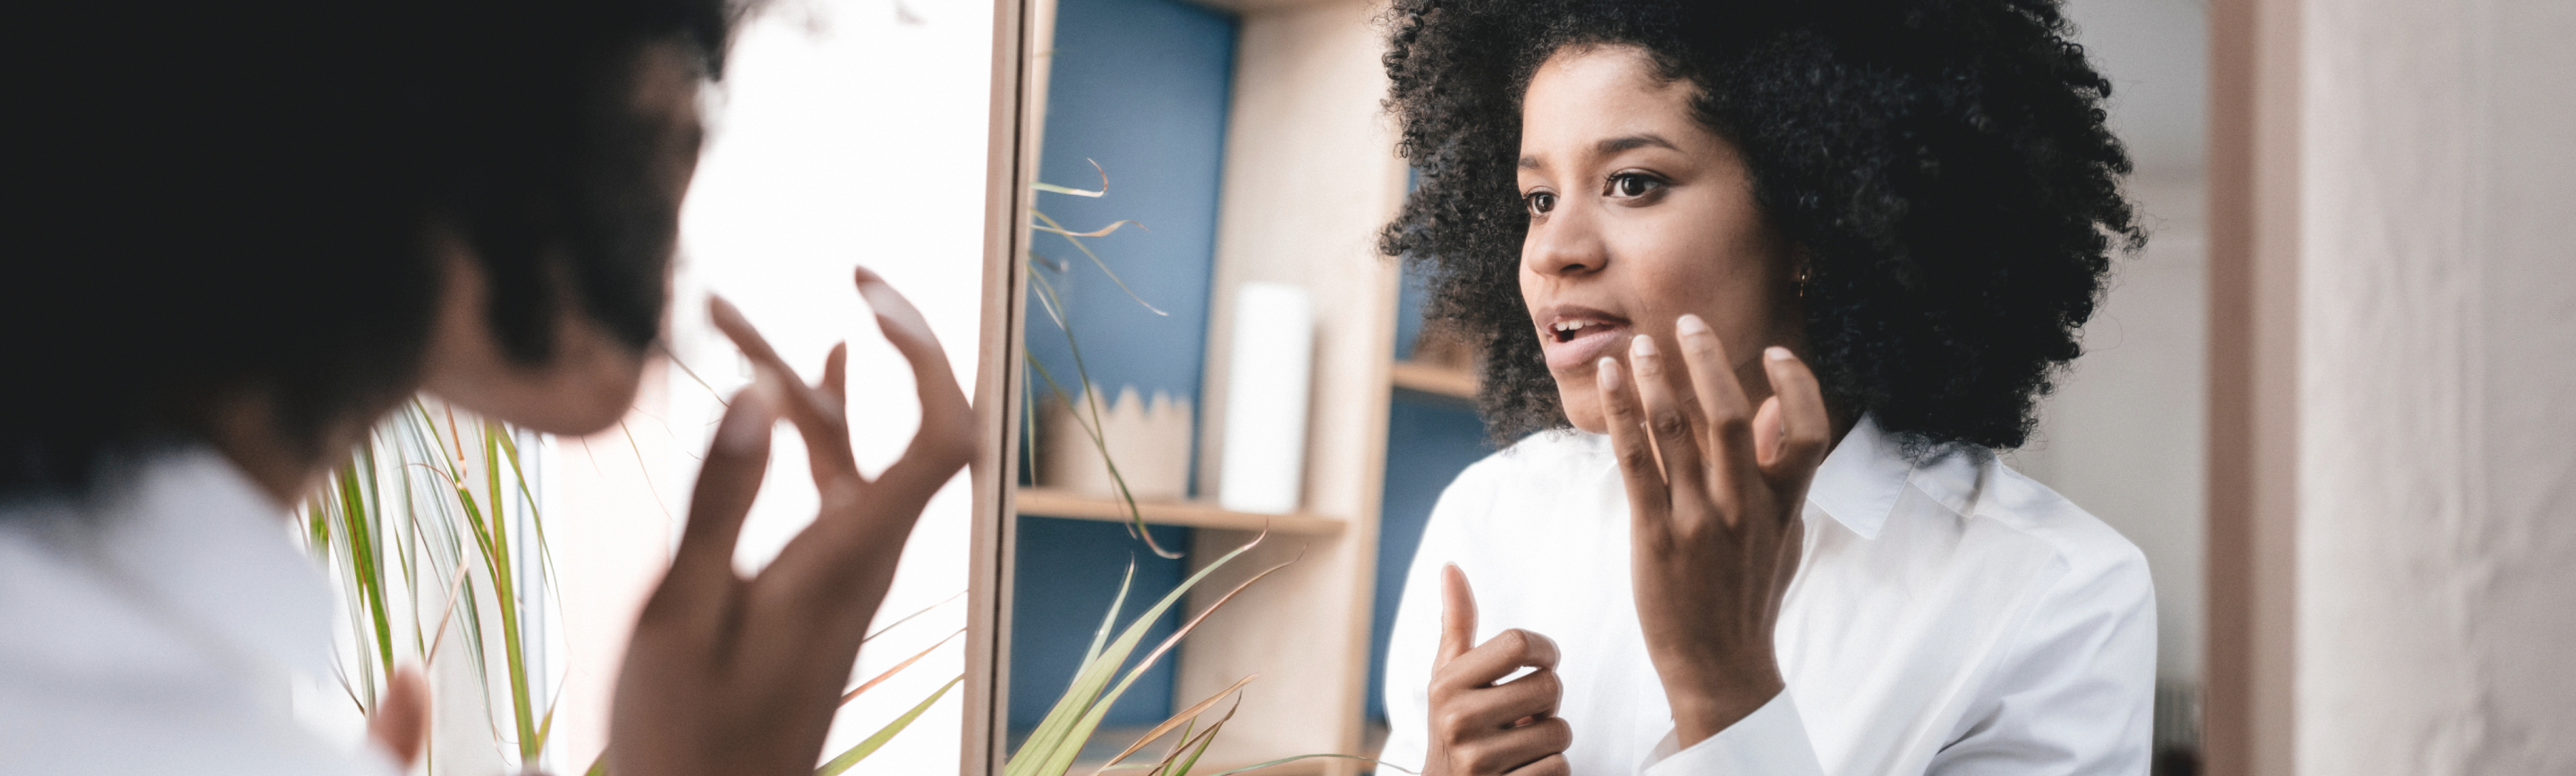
[964, 0, 1038, 772]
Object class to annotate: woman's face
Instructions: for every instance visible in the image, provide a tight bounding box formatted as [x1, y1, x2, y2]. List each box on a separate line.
[1517, 45, 1799, 434]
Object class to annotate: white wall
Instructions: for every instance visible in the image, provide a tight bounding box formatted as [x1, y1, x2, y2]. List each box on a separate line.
[543, 0, 996, 772]
[2296, 0, 2576, 772]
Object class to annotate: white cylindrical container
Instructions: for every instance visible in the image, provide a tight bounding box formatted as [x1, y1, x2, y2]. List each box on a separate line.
[1217, 283, 1315, 514]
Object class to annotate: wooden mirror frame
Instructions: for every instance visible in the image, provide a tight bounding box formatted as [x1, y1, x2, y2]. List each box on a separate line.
[962, 0, 1038, 772]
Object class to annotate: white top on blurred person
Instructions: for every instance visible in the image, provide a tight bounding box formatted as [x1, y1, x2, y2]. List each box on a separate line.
[0, 11, 971, 775]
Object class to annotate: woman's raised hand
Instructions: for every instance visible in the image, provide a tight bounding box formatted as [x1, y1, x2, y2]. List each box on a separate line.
[1594, 314, 1830, 749]
[608, 266, 975, 776]
[1422, 565, 1572, 776]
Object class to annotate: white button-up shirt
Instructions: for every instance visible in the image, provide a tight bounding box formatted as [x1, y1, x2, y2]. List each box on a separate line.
[1379, 416, 2157, 775]
[0, 449, 395, 775]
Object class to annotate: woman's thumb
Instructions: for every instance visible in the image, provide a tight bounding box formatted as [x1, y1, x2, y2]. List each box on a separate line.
[1436, 564, 1478, 666]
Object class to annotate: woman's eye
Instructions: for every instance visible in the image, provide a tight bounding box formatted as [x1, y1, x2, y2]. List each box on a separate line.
[1610, 173, 1663, 198]
[1526, 191, 1556, 215]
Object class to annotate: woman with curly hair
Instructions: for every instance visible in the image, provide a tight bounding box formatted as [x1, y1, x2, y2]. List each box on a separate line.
[1372, 1, 2155, 774]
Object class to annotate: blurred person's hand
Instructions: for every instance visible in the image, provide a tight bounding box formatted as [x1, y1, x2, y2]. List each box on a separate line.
[367, 665, 427, 771]
[608, 267, 974, 776]
[1421, 566, 1572, 776]
[1597, 316, 1828, 750]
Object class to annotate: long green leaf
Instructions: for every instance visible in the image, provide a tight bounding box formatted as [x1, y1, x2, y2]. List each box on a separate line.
[1089, 673, 1256, 775]
[1157, 697, 1240, 776]
[1038, 556, 1296, 776]
[842, 628, 965, 705]
[480, 424, 540, 762]
[1082, 561, 1136, 671]
[816, 675, 966, 776]
[1005, 536, 1268, 776]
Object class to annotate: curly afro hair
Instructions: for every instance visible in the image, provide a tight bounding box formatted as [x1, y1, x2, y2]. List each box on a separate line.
[1378, 0, 2142, 453]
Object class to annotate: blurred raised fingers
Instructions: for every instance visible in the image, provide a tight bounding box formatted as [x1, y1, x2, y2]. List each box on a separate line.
[853, 266, 974, 489]
[709, 296, 860, 479]
[665, 386, 773, 593]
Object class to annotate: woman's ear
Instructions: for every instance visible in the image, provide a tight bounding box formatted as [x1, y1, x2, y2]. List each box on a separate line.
[417, 233, 648, 436]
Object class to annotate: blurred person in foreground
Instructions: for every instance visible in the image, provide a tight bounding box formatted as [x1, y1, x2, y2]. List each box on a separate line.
[1373, 1, 2156, 774]
[0, 2, 970, 774]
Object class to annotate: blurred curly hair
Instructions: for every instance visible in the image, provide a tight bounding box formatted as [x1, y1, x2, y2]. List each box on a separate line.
[1377, 0, 2142, 453]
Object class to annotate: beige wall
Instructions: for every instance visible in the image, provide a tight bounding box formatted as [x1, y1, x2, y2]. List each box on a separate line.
[2295, 0, 2576, 772]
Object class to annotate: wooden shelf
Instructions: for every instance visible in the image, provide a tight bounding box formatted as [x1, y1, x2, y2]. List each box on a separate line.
[1388, 360, 1477, 401]
[1016, 488, 1346, 536]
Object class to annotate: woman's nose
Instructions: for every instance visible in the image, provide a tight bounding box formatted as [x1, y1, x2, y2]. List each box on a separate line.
[1523, 200, 1608, 279]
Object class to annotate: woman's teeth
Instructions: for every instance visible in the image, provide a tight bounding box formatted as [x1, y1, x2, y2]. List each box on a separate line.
[1551, 321, 1603, 342]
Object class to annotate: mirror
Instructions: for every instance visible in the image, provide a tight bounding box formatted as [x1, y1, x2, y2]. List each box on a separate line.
[971, 0, 2213, 774]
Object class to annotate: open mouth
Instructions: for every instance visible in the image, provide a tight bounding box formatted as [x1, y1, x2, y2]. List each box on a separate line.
[1549, 319, 1614, 343]
[1536, 307, 1632, 371]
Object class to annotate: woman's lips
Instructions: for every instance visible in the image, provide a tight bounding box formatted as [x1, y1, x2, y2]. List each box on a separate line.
[1541, 320, 1631, 372]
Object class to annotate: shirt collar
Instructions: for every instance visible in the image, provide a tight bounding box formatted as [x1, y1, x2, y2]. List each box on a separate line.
[89, 447, 339, 680]
[1804, 414, 1913, 541]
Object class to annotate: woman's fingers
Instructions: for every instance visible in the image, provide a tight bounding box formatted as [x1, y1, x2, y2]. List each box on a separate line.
[1674, 315, 1760, 497]
[709, 296, 862, 480]
[1626, 335, 1708, 509]
[1436, 564, 1479, 668]
[1503, 753, 1572, 776]
[854, 267, 975, 498]
[1756, 348, 1831, 489]
[1455, 717, 1573, 776]
[663, 388, 774, 598]
[1595, 357, 1670, 525]
[1436, 628, 1562, 692]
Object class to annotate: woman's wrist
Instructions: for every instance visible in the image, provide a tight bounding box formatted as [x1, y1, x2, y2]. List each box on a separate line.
[1665, 668, 1786, 749]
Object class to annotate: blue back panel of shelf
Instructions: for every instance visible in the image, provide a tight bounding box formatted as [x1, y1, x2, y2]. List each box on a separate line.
[1009, 517, 1196, 735]
[1022, 0, 1234, 430]
[1011, 0, 1236, 737]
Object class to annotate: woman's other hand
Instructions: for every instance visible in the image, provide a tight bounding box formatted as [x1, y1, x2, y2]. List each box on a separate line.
[1596, 314, 1830, 749]
[1422, 565, 1572, 776]
[607, 267, 975, 776]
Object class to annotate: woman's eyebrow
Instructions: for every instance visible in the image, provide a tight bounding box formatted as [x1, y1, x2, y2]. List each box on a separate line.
[1597, 133, 1678, 155]
[1520, 133, 1677, 171]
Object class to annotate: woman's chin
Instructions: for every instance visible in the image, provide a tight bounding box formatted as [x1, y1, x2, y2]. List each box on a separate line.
[1551, 383, 1610, 434]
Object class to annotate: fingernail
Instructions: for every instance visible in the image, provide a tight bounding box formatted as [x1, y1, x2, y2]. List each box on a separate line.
[1630, 334, 1657, 358]
[1767, 346, 1796, 362]
[1676, 314, 1709, 336]
[859, 281, 937, 342]
[1596, 357, 1623, 391]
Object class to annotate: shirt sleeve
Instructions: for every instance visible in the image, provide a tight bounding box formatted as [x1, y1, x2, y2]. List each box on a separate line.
[1640, 690, 1829, 776]
[1926, 547, 2158, 776]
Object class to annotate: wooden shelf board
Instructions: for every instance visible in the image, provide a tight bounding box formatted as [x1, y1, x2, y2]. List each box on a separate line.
[1388, 360, 1477, 401]
[1016, 488, 1345, 535]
